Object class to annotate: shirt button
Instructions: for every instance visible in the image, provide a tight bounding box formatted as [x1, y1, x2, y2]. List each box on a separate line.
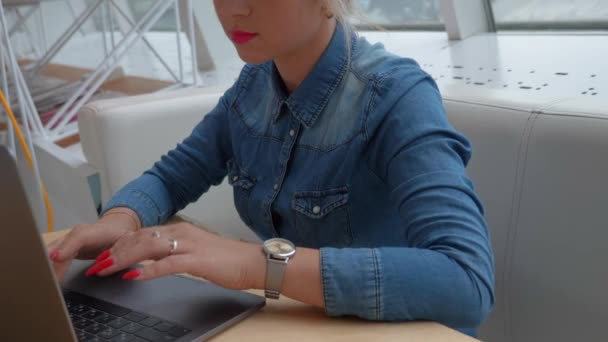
[273, 184, 279, 190]
[289, 129, 295, 137]
[232, 176, 239, 182]
[312, 206, 321, 214]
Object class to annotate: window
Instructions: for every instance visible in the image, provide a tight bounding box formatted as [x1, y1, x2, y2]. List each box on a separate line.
[84, 0, 177, 32]
[491, 0, 608, 30]
[127, 0, 176, 31]
[354, 0, 444, 30]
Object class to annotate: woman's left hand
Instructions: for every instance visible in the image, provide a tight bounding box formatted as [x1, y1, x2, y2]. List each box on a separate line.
[86, 222, 265, 290]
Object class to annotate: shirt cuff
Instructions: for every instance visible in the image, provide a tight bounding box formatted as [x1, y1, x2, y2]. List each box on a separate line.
[101, 189, 161, 228]
[320, 247, 382, 320]
[101, 173, 176, 227]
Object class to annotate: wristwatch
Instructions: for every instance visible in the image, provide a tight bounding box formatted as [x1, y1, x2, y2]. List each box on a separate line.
[263, 238, 296, 299]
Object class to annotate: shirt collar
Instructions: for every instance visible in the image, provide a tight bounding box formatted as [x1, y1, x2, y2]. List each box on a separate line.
[270, 23, 351, 128]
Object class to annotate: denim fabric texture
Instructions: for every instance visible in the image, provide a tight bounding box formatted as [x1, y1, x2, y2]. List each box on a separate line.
[103, 23, 495, 335]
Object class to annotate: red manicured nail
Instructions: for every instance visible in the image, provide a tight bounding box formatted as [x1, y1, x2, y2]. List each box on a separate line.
[49, 250, 60, 261]
[122, 269, 141, 280]
[95, 250, 111, 263]
[85, 258, 114, 276]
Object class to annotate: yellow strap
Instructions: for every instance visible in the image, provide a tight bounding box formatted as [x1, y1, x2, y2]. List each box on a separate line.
[0, 89, 54, 232]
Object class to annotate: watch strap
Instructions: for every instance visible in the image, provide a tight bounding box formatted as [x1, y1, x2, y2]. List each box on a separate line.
[265, 256, 288, 299]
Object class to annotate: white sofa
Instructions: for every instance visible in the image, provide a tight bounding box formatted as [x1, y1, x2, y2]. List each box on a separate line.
[78, 84, 608, 342]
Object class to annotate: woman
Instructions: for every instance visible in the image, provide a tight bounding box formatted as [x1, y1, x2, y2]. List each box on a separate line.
[48, 0, 494, 336]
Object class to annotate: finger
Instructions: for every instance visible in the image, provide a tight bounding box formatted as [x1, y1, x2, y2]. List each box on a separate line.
[46, 237, 66, 261]
[122, 255, 193, 281]
[85, 258, 115, 277]
[95, 227, 186, 277]
[46, 236, 64, 250]
[95, 249, 111, 263]
[52, 226, 106, 262]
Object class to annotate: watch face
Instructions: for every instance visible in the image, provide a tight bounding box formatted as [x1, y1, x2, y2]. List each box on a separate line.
[264, 238, 296, 257]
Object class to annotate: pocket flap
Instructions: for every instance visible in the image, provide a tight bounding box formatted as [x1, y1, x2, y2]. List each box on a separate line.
[292, 187, 349, 219]
[227, 160, 255, 190]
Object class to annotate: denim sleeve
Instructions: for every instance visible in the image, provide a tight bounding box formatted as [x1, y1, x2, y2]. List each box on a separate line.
[101, 87, 235, 227]
[320, 77, 495, 330]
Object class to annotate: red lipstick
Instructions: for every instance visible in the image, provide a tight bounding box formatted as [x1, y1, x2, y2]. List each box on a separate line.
[230, 30, 258, 44]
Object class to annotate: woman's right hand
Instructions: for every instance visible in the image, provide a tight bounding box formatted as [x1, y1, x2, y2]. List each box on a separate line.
[47, 209, 141, 281]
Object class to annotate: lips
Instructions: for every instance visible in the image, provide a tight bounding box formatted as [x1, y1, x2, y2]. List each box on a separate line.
[230, 30, 258, 44]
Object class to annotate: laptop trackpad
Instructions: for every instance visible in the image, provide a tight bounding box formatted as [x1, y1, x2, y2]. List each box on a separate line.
[62, 260, 265, 338]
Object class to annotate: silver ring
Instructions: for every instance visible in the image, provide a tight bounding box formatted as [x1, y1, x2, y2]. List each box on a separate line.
[152, 230, 161, 238]
[169, 239, 178, 255]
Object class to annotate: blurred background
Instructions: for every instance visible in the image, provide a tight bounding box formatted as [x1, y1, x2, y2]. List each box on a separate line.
[355, 0, 608, 29]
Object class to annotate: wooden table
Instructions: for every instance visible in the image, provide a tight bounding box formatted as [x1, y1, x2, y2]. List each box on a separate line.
[43, 231, 478, 342]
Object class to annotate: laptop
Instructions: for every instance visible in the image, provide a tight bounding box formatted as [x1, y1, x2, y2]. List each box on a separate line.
[0, 147, 265, 341]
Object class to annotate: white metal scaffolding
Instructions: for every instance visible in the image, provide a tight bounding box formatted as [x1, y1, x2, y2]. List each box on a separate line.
[1, 0, 199, 142]
[1, 0, 46, 226]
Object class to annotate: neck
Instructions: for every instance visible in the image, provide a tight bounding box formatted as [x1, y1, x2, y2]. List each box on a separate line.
[274, 20, 337, 94]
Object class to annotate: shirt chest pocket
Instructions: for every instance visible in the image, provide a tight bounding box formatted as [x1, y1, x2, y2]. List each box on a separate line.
[227, 161, 256, 228]
[291, 187, 353, 248]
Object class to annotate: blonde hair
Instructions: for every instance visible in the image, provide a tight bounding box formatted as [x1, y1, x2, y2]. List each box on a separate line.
[327, 0, 359, 51]
[328, 0, 355, 26]
[328, 0, 381, 32]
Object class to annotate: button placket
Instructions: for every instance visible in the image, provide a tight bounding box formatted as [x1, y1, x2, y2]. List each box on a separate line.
[263, 119, 301, 234]
[273, 121, 299, 194]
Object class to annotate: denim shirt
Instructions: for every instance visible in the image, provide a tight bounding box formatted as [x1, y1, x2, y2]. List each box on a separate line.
[104, 23, 495, 335]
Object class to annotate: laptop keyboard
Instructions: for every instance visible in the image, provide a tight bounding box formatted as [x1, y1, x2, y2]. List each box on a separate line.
[64, 291, 191, 342]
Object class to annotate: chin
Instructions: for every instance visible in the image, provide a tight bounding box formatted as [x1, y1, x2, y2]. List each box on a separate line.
[236, 49, 272, 65]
